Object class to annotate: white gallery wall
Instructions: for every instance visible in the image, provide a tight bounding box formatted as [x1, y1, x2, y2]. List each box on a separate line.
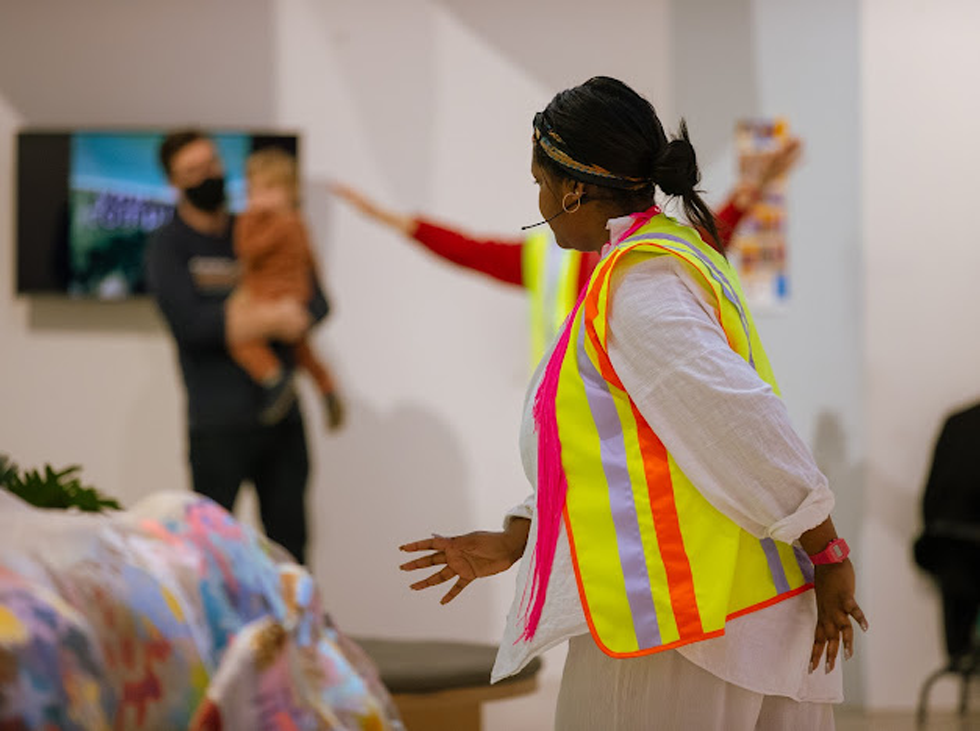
[862, 0, 980, 710]
[670, 0, 867, 704]
[0, 0, 671, 706]
[0, 0, 281, 530]
[0, 0, 976, 715]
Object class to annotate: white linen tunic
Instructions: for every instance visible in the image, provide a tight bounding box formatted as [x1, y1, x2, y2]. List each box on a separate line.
[491, 217, 843, 705]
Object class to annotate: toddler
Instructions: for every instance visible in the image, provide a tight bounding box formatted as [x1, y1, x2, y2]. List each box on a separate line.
[230, 148, 344, 430]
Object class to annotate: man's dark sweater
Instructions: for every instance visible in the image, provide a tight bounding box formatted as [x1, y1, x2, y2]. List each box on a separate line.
[145, 213, 328, 429]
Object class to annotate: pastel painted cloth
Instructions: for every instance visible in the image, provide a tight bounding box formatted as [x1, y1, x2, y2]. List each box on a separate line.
[190, 565, 397, 731]
[0, 491, 401, 730]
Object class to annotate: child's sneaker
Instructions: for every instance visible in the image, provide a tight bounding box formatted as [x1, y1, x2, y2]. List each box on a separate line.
[324, 391, 345, 432]
[259, 374, 296, 425]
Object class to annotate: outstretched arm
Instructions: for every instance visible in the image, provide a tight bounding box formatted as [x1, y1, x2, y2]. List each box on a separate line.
[332, 183, 526, 287]
[711, 136, 803, 250]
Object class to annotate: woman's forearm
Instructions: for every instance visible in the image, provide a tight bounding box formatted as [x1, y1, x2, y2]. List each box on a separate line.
[503, 517, 531, 563]
[799, 517, 839, 557]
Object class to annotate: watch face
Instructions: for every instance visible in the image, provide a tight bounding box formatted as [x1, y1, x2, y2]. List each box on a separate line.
[810, 538, 848, 564]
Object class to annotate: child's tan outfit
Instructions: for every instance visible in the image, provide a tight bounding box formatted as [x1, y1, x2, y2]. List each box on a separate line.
[230, 209, 336, 398]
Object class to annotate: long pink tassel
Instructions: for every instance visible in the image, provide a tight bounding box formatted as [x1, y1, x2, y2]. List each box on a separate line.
[521, 207, 660, 642]
[520, 289, 588, 642]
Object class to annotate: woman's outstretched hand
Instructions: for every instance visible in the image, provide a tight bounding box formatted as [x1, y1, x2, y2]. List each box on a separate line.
[330, 183, 418, 237]
[399, 522, 529, 605]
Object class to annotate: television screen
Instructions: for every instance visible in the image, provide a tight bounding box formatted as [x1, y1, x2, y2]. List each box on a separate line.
[17, 130, 299, 299]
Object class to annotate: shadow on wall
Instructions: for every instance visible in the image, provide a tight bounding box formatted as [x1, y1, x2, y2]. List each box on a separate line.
[864, 456, 950, 706]
[26, 297, 163, 334]
[811, 411, 867, 707]
[120, 348, 187, 506]
[307, 395, 494, 641]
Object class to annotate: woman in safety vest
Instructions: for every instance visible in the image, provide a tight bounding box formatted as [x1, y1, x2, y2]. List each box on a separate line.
[399, 77, 865, 730]
[332, 138, 799, 367]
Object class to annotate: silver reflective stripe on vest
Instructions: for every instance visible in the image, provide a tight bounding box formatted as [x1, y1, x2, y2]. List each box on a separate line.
[575, 315, 662, 648]
[542, 243, 567, 343]
[760, 537, 792, 594]
[793, 545, 816, 584]
[620, 233, 756, 369]
[617, 234, 813, 595]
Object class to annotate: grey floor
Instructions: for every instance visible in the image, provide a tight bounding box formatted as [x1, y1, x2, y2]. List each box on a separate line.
[483, 677, 980, 730]
[837, 713, 980, 731]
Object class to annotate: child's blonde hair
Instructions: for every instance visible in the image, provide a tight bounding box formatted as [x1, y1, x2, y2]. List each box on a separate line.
[246, 147, 299, 199]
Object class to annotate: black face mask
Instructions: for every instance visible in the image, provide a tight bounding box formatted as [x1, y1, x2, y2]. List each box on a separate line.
[184, 176, 227, 212]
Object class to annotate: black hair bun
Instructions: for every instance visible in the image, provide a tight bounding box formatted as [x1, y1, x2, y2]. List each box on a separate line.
[652, 120, 700, 196]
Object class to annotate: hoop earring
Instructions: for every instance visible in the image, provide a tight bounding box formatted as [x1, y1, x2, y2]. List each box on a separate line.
[562, 192, 582, 214]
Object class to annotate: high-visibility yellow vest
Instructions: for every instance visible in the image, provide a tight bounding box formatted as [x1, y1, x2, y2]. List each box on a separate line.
[546, 214, 813, 657]
[522, 230, 583, 366]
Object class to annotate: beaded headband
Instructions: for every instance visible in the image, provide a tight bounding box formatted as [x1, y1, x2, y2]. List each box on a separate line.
[533, 111, 650, 191]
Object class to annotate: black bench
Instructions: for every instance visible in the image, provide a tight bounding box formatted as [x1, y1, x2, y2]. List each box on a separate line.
[357, 639, 543, 731]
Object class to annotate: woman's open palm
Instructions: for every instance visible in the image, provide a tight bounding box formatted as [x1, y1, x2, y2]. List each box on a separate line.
[400, 531, 519, 604]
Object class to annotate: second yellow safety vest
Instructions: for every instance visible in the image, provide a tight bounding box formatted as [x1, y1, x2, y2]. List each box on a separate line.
[522, 229, 582, 366]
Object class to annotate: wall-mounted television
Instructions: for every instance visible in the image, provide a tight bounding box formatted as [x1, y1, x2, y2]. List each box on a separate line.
[16, 129, 299, 299]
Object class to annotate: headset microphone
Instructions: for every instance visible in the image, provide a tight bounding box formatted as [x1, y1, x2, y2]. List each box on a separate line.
[520, 194, 585, 231]
[521, 208, 565, 231]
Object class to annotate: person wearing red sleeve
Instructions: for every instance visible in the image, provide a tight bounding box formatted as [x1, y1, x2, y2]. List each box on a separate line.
[408, 191, 752, 293]
[333, 138, 798, 290]
[332, 136, 800, 364]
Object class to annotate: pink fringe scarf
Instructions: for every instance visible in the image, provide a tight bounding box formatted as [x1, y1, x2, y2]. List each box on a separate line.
[520, 205, 661, 642]
[519, 285, 587, 642]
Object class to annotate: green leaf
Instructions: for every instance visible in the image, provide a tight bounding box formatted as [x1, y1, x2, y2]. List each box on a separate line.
[0, 459, 121, 513]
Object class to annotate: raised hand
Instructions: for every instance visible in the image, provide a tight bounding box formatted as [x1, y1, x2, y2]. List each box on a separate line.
[330, 183, 417, 237]
[734, 136, 803, 210]
[756, 137, 803, 189]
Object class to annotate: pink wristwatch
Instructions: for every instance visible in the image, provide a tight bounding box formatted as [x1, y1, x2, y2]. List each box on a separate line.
[808, 538, 850, 565]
